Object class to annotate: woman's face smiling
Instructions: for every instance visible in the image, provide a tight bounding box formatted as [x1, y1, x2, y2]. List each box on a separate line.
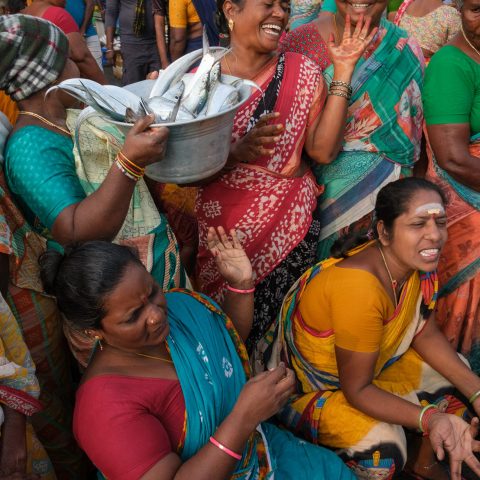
[462, 0, 480, 48]
[97, 262, 169, 352]
[226, 0, 290, 53]
[335, 0, 387, 26]
[381, 189, 448, 274]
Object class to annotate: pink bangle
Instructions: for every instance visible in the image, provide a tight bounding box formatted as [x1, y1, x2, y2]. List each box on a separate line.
[209, 436, 242, 460]
[226, 284, 255, 294]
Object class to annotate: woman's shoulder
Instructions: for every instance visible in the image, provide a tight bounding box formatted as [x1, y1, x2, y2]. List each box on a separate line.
[427, 45, 480, 76]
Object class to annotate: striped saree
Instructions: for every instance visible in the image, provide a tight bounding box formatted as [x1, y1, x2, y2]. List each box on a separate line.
[426, 134, 480, 374]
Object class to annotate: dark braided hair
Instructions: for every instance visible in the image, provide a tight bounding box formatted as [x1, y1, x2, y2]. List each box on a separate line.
[330, 177, 446, 258]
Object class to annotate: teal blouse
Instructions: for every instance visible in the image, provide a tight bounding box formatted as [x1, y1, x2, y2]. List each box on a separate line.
[4, 126, 85, 235]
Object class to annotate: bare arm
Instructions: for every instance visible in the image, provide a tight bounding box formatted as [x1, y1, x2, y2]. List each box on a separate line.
[79, 0, 95, 35]
[0, 407, 27, 477]
[207, 227, 254, 342]
[412, 317, 480, 400]
[105, 0, 120, 64]
[170, 27, 187, 61]
[426, 123, 480, 191]
[336, 346, 422, 428]
[52, 116, 167, 245]
[154, 14, 170, 68]
[141, 365, 295, 480]
[67, 32, 106, 84]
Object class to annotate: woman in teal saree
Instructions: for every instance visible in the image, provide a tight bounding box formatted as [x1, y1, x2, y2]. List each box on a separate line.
[40, 229, 355, 480]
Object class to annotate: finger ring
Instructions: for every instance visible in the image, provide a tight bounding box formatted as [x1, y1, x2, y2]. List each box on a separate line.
[359, 35, 366, 40]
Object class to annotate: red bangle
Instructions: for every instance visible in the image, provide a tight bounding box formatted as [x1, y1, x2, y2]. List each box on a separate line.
[226, 284, 255, 294]
[421, 407, 440, 435]
[209, 436, 242, 460]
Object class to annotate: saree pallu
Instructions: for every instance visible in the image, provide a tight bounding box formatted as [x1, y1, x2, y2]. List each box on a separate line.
[64, 111, 187, 368]
[260, 247, 466, 480]
[426, 133, 480, 374]
[289, 0, 323, 30]
[165, 289, 355, 480]
[0, 294, 55, 479]
[0, 173, 85, 479]
[196, 53, 324, 302]
[314, 20, 424, 260]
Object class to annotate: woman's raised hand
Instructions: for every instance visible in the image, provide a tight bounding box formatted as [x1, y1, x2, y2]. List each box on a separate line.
[232, 363, 295, 429]
[428, 413, 480, 479]
[121, 114, 169, 168]
[207, 226, 253, 288]
[328, 14, 378, 73]
[228, 113, 283, 166]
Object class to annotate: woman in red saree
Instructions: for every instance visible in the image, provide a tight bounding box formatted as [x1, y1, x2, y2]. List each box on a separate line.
[196, 0, 378, 350]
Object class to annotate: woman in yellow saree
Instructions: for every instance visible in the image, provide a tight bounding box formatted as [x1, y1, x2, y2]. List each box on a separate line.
[261, 178, 480, 480]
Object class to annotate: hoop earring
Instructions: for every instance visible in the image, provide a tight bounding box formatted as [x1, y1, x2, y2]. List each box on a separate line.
[94, 335, 103, 351]
[228, 18, 234, 32]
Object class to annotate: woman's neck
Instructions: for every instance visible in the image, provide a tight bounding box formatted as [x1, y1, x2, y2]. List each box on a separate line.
[17, 96, 67, 124]
[223, 42, 276, 80]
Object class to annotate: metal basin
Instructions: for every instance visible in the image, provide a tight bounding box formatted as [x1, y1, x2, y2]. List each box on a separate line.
[111, 77, 253, 184]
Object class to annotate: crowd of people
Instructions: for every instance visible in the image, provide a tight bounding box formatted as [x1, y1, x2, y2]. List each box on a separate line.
[0, 0, 479, 479]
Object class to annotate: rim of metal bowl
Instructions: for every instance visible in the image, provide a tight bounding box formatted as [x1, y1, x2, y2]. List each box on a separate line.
[110, 80, 254, 129]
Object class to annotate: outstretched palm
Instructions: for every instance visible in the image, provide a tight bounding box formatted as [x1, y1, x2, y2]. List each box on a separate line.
[207, 226, 253, 287]
[328, 14, 378, 70]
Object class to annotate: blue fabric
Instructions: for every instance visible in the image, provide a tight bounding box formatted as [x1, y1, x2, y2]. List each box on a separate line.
[190, 0, 219, 46]
[66, 0, 96, 37]
[165, 290, 356, 479]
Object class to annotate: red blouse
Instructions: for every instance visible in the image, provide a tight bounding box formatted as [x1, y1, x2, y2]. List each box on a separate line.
[41, 6, 79, 35]
[74, 375, 186, 480]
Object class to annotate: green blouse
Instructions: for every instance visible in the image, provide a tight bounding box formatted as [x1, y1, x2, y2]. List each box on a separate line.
[423, 45, 480, 134]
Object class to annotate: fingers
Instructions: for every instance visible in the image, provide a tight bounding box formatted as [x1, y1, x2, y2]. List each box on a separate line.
[327, 32, 337, 49]
[352, 14, 364, 38]
[255, 112, 280, 126]
[130, 113, 155, 134]
[365, 26, 378, 44]
[359, 15, 371, 40]
[343, 14, 352, 39]
[449, 458, 462, 480]
[229, 229, 242, 249]
[465, 453, 480, 476]
[206, 226, 221, 256]
[470, 417, 480, 439]
[265, 363, 288, 384]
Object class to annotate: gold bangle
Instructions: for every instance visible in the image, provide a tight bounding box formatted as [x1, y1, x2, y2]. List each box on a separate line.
[118, 151, 145, 175]
[328, 90, 351, 100]
[469, 389, 480, 404]
[116, 156, 143, 180]
[330, 80, 352, 92]
[115, 159, 140, 181]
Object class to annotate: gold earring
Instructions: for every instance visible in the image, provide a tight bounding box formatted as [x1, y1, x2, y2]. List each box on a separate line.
[228, 18, 234, 32]
[94, 335, 103, 351]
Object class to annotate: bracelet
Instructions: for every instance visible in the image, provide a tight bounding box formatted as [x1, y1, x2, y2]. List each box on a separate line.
[116, 154, 144, 180]
[209, 436, 242, 460]
[330, 80, 352, 92]
[469, 389, 480, 404]
[418, 404, 439, 434]
[118, 151, 145, 175]
[328, 90, 351, 100]
[226, 284, 255, 294]
[115, 159, 141, 181]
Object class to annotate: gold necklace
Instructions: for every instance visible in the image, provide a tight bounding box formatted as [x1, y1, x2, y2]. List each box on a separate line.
[378, 246, 400, 308]
[461, 25, 480, 59]
[134, 351, 174, 364]
[105, 343, 174, 364]
[18, 111, 70, 136]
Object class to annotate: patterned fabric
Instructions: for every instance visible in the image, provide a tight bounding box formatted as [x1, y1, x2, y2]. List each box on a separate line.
[0, 294, 56, 479]
[0, 14, 68, 101]
[64, 110, 186, 367]
[259, 244, 466, 480]
[246, 217, 321, 352]
[289, 0, 322, 30]
[279, 22, 331, 71]
[425, 133, 480, 374]
[395, 4, 461, 59]
[196, 52, 325, 302]
[133, 0, 146, 35]
[164, 289, 355, 480]
[299, 20, 423, 260]
[1, 122, 85, 478]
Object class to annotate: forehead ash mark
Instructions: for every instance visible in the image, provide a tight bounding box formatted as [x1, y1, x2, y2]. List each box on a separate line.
[413, 202, 445, 216]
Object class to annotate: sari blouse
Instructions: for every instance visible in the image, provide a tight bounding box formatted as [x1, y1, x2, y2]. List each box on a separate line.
[196, 52, 325, 301]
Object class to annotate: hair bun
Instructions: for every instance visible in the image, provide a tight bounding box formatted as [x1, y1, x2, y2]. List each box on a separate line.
[39, 249, 65, 295]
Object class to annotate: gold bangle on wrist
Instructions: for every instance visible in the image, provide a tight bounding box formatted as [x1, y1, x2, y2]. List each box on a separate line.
[469, 389, 480, 404]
